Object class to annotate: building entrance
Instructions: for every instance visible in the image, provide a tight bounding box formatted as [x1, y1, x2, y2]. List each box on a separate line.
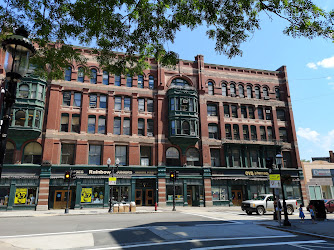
[53, 190, 72, 209]
[135, 179, 156, 206]
[187, 185, 200, 206]
[231, 189, 243, 206]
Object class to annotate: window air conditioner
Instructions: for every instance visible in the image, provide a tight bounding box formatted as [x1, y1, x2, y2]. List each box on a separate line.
[147, 132, 153, 136]
[190, 132, 196, 136]
[224, 114, 230, 117]
[231, 94, 236, 97]
[265, 109, 271, 114]
[264, 96, 270, 100]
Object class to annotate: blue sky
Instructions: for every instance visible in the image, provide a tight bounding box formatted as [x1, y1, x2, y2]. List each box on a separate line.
[165, 1, 334, 161]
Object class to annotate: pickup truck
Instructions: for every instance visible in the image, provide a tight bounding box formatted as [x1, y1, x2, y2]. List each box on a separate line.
[241, 194, 298, 215]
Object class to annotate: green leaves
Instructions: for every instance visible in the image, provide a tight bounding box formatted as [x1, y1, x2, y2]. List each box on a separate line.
[1, 0, 333, 79]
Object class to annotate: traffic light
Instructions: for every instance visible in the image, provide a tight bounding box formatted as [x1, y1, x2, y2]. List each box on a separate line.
[71, 170, 77, 180]
[175, 171, 179, 180]
[64, 171, 70, 182]
[170, 171, 175, 181]
[265, 158, 274, 169]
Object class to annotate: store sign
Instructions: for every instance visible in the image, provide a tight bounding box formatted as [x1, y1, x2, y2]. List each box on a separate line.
[109, 177, 117, 185]
[87, 170, 133, 175]
[245, 171, 269, 176]
[269, 174, 280, 181]
[14, 188, 27, 204]
[312, 169, 331, 177]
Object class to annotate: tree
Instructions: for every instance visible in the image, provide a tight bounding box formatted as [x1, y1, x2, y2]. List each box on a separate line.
[1, 0, 333, 79]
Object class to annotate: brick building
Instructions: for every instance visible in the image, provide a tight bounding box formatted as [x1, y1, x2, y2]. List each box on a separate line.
[0, 47, 303, 210]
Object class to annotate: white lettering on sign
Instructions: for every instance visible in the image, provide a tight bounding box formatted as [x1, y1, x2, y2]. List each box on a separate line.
[88, 170, 112, 175]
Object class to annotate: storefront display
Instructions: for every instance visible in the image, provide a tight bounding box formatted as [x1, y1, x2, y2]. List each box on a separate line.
[14, 188, 37, 205]
[0, 188, 10, 206]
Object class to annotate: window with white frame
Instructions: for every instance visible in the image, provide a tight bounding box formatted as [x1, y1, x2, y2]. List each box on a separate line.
[115, 96, 122, 110]
[88, 145, 102, 165]
[138, 98, 145, 111]
[115, 145, 127, 166]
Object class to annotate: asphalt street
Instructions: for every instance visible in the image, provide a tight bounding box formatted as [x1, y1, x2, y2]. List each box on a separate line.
[0, 209, 333, 250]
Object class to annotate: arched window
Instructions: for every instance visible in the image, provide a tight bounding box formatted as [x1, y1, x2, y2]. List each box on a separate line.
[238, 85, 244, 97]
[102, 71, 109, 85]
[90, 68, 97, 84]
[138, 75, 144, 88]
[247, 86, 252, 98]
[186, 148, 200, 166]
[275, 88, 280, 100]
[15, 110, 26, 126]
[4, 141, 15, 164]
[23, 142, 42, 164]
[126, 74, 132, 87]
[255, 86, 260, 99]
[230, 83, 236, 96]
[166, 147, 180, 166]
[77, 67, 84, 82]
[222, 83, 227, 96]
[263, 87, 269, 98]
[182, 121, 190, 135]
[149, 75, 154, 89]
[208, 81, 214, 95]
[171, 78, 190, 87]
[18, 84, 29, 98]
[65, 67, 72, 81]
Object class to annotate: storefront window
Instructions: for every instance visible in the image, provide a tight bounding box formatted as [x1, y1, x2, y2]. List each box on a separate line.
[166, 185, 183, 201]
[14, 188, 37, 205]
[309, 185, 322, 200]
[81, 187, 104, 204]
[0, 188, 10, 206]
[250, 185, 266, 199]
[212, 186, 228, 201]
[111, 186, 130, 202]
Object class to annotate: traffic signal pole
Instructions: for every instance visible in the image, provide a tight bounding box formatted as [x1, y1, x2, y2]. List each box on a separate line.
[172, 178, 176, 211]
[65, 169, 71, 214]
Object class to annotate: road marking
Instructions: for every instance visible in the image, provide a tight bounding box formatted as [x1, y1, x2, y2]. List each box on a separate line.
[86, 235, 296, 250]
[180, 212, 243, 224]
[0, 227, 150, 239]
[192, 240, 326, 250]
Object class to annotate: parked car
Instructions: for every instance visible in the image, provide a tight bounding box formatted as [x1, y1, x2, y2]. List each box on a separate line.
[241, 194, 298, 215]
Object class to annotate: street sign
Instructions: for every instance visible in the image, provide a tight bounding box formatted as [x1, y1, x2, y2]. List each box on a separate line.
[269, 174, 280, 181]
[109, 177, 117, 185]
[270, 180, 281, 188]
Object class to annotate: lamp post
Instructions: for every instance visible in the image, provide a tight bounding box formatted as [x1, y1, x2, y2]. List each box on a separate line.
[108, 158, 120, 213]
[0, 27, 36, 178]
[276, 153, 291, 226]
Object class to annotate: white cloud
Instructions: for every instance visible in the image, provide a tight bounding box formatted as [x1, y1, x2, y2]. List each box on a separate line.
[297, 127, 320, 142]
[327, 76, 332, 80]
[306, 62, 317, 70]
[317, 56, 334, 68]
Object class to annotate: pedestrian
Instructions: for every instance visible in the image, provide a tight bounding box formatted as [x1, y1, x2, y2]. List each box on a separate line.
[299, 204, 305, 222]
[309, 205, 316, 224]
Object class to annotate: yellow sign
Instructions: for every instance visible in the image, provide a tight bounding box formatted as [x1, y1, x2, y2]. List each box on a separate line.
[14, 188, 27, 204]
[269, 174, 280, 181]
[109, 177, 117, 185]
[81, 188, 92, 203]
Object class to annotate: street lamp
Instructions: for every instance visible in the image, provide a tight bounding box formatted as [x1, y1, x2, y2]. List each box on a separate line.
[0, 27, 36, 178]
[276, 153, 291, 226]
[108, 158, 120, 212]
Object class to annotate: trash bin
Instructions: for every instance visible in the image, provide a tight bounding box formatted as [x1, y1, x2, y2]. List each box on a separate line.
[124, 204, 130, 212]
[118, 203, 124, 213]
[130, 201, 136, 212]
[308, 200, 326, 221]
[113, 204, 119, 213]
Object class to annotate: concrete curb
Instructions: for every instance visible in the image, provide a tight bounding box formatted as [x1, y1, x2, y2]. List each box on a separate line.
[264, 225, 334, 241]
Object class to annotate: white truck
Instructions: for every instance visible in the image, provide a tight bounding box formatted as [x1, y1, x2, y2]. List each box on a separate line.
[241, 194, 298, 215]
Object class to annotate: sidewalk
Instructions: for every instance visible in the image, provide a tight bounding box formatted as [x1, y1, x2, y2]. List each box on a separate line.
[260, 218, 334, 240]
[0, 206, 241, 218]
